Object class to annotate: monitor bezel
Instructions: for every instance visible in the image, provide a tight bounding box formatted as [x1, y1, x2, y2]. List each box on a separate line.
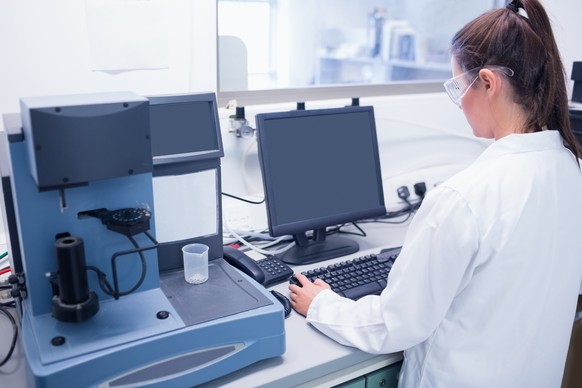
[256, 105, 386, 238]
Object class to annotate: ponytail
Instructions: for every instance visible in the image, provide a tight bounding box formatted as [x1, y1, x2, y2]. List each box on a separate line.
[451, 0, 582, 160]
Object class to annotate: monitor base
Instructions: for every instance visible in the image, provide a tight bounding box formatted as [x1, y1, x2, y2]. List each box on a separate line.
[279, 234, 359, 265]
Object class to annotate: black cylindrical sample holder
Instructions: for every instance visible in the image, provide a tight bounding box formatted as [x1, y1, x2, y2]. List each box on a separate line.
[52, 236, 99, 322]
[55, 236, 89, 304]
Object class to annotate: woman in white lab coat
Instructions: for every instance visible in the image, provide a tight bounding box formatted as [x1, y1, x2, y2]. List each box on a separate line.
[289, 0, 582, 387]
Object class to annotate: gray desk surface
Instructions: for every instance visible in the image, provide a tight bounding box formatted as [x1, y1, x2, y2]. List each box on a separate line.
[0, 222, 408, 387]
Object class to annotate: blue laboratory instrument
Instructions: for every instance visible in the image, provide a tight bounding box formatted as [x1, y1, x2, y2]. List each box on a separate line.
[0, 92, 285, 387]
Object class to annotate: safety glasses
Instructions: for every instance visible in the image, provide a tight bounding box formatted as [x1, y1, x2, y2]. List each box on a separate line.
[443, 66, 514, 107]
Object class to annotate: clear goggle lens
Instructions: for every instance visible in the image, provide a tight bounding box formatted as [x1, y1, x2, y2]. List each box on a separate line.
[443, 66, 514, 107]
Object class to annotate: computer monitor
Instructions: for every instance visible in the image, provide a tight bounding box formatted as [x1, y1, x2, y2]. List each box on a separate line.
[255, 105, 386, 265]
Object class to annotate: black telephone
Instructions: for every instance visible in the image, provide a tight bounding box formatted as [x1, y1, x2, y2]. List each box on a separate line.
[223, 246, 293, 287]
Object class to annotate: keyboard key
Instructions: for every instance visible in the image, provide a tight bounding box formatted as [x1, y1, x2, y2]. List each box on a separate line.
[339, 281, 383, 300]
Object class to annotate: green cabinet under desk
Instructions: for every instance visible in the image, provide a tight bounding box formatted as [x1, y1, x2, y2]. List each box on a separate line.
[336, 361, 402, 388]
[336, 376, 366, 388]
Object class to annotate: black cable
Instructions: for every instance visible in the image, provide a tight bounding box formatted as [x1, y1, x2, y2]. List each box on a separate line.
[111, 235, 148, 298]
[402, 197, 414, 211]
[331, 222, 367, 237]
[87, 231, 157, 299]
[222, 192, 265, 205]
[0, 305, 17, 368]
[86, 265, 115, 296]
[360, 196, 423, 225]
[371, 211, 414, 224]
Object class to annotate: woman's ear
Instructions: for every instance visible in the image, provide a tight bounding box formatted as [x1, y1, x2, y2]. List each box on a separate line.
[479, 68, 497, 94]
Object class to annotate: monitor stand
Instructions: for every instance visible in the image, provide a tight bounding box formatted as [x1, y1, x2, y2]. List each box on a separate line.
[279, 229, 359, 265]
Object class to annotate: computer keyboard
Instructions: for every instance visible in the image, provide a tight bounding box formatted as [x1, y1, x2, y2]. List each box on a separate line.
[289, 246, 401, 300]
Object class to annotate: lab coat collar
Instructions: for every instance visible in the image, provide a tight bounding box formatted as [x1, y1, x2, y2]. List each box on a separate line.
[475, 130, 564, 163]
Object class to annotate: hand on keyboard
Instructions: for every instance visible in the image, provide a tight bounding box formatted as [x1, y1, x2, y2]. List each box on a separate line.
[289, 247, 400, 300]
[288, 273, 332, 316]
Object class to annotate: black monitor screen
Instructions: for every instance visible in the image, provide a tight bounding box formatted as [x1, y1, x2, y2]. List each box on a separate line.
[148, 93, 222, 163]
[256, 106, 386, 265]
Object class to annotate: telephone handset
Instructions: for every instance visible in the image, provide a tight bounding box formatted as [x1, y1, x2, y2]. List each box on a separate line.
[223, 246, 293, 287]
[223, 246, 265, 283]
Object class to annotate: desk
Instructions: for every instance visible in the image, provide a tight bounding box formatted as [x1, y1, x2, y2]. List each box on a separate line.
[0, 222, 409, 387]
[200, 221, 409, 387]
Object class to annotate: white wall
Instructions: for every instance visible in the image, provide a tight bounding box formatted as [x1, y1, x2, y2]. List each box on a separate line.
[0, 0, 581, 244]
[0, 0, 216, 114]
[546, 0, 580, 83]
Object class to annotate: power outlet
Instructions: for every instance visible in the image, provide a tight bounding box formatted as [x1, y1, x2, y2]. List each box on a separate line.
[383, 163, 464, 211]
[384, 178, 439, 211]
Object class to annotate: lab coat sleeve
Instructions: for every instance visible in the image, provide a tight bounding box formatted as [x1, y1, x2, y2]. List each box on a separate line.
[306, 186, 480, 354]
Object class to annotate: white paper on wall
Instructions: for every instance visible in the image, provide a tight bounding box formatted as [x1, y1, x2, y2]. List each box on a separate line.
[85, 0, 169, 71]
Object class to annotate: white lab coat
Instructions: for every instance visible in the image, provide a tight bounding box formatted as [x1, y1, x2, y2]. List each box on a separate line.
[307, 131, 582, 387]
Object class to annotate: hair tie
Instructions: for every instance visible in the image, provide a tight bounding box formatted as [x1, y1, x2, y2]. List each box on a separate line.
[506, 2, 529, 18]
[506, 2, 519, 12]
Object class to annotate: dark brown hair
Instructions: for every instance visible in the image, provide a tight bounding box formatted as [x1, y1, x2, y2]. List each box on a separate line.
[451, 0, 582, 160]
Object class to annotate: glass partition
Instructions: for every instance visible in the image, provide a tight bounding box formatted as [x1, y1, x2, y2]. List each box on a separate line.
[218, 0, 500, 102]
